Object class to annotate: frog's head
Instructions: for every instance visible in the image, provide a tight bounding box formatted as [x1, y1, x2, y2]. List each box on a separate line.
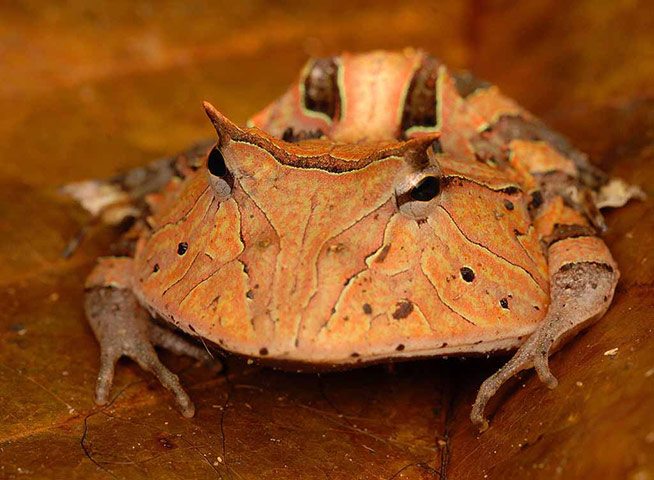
[193, 103, 546, 364]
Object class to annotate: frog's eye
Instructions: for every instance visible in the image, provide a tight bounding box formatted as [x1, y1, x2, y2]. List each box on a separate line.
[395, 165, 443, 219]
[206, 146, 233, 200]
[303, 58, 340, 119]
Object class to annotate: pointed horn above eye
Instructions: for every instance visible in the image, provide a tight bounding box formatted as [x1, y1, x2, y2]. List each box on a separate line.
[202, 101, 244, 146]
[402, 132, 441, 169]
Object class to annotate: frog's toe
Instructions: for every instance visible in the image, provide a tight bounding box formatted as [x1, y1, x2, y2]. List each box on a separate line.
[469, 336, 540, 432]
[149, 324, 218, 367]
[533, 344, 558, 389]
[85, 286, 206, 417]
[127, 344, 196, 418]
[95, 348, 120, 405]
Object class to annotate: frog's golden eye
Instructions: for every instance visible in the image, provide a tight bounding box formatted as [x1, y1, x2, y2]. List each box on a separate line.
[395, 165, 443, 219]
[206, 146, 233, 200]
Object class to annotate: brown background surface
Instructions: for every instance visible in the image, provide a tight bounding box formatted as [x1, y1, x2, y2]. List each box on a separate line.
[1, 1, 653, 479]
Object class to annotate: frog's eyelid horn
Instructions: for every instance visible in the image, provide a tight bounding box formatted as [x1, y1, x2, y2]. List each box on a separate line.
[202, 101, 244, 148]
[402, 133, 441, 170]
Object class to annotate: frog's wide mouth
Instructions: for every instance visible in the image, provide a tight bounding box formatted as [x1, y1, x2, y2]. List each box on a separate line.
[172, 320, 535, 372]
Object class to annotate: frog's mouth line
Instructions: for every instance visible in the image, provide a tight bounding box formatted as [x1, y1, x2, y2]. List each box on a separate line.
[159, 315, 535, 373]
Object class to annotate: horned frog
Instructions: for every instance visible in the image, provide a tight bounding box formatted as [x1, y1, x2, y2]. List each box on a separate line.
[67, 49, 641, 430]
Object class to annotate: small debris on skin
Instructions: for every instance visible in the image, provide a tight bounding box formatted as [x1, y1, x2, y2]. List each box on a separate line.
[644, 368, 654, 378]
[576, 381, 583, 387]
[603, 347, 619, 357]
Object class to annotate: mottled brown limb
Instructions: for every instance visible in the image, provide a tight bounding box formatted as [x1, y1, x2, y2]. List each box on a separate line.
[491, 115, 609, 189]
[470, 261, 617, 431]
[64, 140, 212, 219]
[85, 287, 217, 417]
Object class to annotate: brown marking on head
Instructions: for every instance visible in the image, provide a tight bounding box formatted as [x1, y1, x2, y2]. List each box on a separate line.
[203, 102, 439, 173]
[392, 300, 414, 319]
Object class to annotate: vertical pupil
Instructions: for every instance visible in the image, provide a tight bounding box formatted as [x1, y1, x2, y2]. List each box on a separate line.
[207, 147, 227, 177]
[410, 176, 441, 201]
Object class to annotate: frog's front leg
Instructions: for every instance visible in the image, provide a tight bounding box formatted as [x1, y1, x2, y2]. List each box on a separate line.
[470, 233, 619, 431]
[85, 257, 215, 417]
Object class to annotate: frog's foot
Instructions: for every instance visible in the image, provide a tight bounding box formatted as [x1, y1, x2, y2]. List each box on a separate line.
[470, 247, 618, 432]
[85, 287, 217, 417]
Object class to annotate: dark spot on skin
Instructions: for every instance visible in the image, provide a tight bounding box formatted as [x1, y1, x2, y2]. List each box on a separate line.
[343, 316, 350, 322]
[350, 352, 360, 358]
[502, 186, 521, 195]
[246, 290, 254, 299]
[431, 139, 443, 154]
[460, 267, 475, 282]
[375, 244, 391, 263]
[153, 264, 159, 273]
[591, 282, 598, 289]
[331, 307, 336, 314]
[534, 305, 540, 310]
[177, 242, 188, 255]
[259, 348, 268, 356]
[603, 296, 608, 302]
[392, 300, 414, 320]
[362, 303, 373, 314]
[528, 191, 544, 211]
[442, 342, 448, 347]
[503, 199, 514, 211]
[396, 344, 405, 351]
[500, 298, 509, 309]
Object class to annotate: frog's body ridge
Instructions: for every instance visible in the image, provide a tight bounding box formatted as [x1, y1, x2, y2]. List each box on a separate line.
[67, 49, 639, 429]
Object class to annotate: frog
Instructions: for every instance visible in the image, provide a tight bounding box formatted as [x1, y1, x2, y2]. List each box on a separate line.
[66, 48, 642, 431]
